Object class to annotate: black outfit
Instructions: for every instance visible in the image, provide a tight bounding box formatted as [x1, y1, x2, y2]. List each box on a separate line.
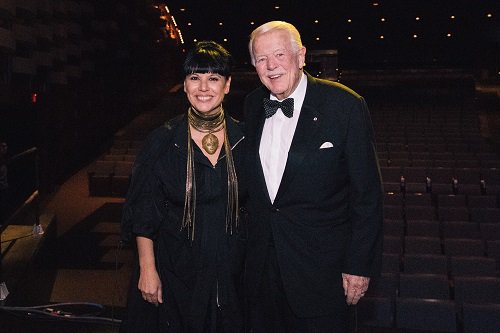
[243, 73, 383, 332]
[120, 114, 246, 333]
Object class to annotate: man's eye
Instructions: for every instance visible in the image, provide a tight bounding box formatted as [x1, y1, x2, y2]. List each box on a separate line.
[256, 58, 265, 63]
[209, 77, 220, 81]
[190, 76, 199, 80]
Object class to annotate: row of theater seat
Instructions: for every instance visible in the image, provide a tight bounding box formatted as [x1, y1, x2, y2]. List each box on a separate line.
[381, 166, 500, 195]
[369, 98, 500, 331]
[358, 291, 500, 332]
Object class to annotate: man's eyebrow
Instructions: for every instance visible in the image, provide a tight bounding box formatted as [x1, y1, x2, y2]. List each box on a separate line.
[256, 48, 287, 57]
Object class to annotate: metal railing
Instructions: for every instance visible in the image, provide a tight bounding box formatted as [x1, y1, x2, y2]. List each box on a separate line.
[1, 146, 42, 301]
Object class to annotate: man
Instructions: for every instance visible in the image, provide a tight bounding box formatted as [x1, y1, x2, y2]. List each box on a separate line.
[243, 21, 383, 332]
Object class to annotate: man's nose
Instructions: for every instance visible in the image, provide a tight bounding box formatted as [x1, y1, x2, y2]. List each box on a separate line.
[266, 57, 278, 70]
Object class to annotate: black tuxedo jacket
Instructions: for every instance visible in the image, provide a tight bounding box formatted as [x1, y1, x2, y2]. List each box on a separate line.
[243, 73, 383, 318]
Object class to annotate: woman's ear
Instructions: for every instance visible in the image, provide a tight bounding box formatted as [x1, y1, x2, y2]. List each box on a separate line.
[224, 76, 232, 94]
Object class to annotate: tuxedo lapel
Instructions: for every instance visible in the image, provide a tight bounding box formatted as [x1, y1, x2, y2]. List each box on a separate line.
[274, 74, 324, 203]
[274, 103, 320, 203]
[254, 104, 273, 204]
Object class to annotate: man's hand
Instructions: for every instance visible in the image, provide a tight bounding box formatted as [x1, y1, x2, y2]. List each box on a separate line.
[342, 273, 370, 305]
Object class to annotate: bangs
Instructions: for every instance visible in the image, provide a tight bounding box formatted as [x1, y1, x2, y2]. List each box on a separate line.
[183, 41, 232, 78]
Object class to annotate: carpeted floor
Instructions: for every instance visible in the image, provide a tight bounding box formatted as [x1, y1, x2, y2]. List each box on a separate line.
[1, 165, 133, 332]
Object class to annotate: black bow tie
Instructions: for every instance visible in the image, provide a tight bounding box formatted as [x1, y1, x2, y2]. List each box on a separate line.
[263, 97, 294, 118]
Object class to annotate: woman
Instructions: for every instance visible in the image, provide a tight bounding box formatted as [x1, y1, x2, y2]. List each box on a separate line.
[120, 41, 246, 333]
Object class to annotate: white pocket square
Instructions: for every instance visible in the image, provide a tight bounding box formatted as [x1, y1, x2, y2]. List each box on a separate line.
[319, 142, 334, 149]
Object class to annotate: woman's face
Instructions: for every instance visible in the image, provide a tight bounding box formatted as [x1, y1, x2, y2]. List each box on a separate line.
[184, 73, 231, 115]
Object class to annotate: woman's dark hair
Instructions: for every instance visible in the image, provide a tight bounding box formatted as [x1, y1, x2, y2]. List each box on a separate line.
[183, 41, 232, 78]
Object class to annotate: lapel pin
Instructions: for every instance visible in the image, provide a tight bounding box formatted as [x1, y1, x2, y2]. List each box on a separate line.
[313, 117, 318, 121]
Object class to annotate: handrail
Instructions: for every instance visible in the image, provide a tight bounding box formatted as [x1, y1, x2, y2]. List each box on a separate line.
[1, 146, 41, 233]
[6, 147, 38, 164]
[1, 146, 41, 300]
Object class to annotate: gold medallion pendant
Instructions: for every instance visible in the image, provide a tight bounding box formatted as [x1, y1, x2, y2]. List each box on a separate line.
[202, 132, 219, 155]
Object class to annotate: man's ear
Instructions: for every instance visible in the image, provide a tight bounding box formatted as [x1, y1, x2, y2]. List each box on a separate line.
[299, 46, 306, 69]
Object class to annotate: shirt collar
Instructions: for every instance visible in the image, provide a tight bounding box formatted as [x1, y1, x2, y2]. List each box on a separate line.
[269, 72, 307, 115]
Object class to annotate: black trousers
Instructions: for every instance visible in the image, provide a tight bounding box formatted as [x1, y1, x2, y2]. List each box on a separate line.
[248, 245, 351, 333]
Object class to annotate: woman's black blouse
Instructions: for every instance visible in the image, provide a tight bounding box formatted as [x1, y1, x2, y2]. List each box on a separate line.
[120, 114, 246, 333]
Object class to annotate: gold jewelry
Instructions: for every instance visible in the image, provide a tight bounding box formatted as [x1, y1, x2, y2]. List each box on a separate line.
[201, 133, 219, 155]
[182, 104, 239, 241]
[188, 106, 224, 155]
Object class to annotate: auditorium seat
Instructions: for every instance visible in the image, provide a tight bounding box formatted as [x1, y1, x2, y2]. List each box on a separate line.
[383, 236, 403, 255]
[357, 296, 395, 329]
[462, 303, 500, 333]
[398, 273, 450, 299]
[407, 143, 427, 153]
[443, 238, 486, 257]
[382, 253, 401, 273]
[403, 254, 448, 274]
[410, 152, 431, 161]
[438, 206, 470, 222]
[401, 166, 428, 193]
[449, 256, 498, 277]
[384, 192, 404, 206]
[454, 276, 500, 304]
[469, 208, 500, 224]
[406, 220, 440, 237]
[481, 168, 500, 194]
[455, 159, 481, 168]
[404, 236, 442, 255]
[366, 273, 398, 298]
[384, 205, 404, 220]
[442, 221, 481, 239]
[404, 193, 432, 207]
[486, 240, 500, 263]
[454, 168, 482, 194]
[480, 223, 500, 241]
[389, 151, 410, 160]
[383, 219, 404, 237]
[381, 166, 403, 193]
[467, 194, 498, 208]
[428, 167, 455, 194]
[405, 205, 436, 221]
[395, 298, 457, 332]
[437, 194, 467, 207]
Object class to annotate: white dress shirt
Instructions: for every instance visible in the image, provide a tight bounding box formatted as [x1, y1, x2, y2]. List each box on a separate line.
[259, 73, 308, 203]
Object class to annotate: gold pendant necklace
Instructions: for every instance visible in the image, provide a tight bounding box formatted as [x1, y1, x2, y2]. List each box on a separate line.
[202, 132, 219, 155]
[188, 105, 225, 155]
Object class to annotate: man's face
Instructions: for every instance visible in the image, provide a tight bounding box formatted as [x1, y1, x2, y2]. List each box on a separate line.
[252, 30, 306, 100]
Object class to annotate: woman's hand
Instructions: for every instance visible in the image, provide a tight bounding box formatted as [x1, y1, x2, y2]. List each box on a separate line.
[138, 266, 163, 306]
[136, 236, 163, 306]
